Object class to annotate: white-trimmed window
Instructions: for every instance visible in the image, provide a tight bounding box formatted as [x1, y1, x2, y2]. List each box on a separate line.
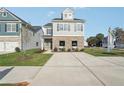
[7, 23, 16, 32]
[2, 12, 7, 17]
[75, 24, 83, 31]
[57, 23, 70, 31]
[59, 41, 65, 46]
[64, 14, 67, 18]
[46, 28, 52, 35]
[59, 24, 63, 31]
[72, 41, 78, 46]
[64, 24, 70, 31]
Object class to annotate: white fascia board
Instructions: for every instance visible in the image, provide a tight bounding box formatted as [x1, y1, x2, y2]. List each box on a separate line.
[0, 36, 20, 37]
[0, 21, 21, 23]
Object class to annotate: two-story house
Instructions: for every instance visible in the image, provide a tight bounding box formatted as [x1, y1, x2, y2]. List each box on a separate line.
[43, 8, 85, 51]
[0, 8, 43, 52]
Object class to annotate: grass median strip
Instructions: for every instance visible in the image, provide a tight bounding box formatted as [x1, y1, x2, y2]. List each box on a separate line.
[83, 47, 124, 56]
[0, 49, 53, 66]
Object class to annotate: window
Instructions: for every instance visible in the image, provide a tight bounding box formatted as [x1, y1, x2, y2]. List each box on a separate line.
[57, 24, 59, 31]
[64, 24, 70, 31]
[47, 28, 52, 35]
[59, 24, 63, 31]
[64, 14, 67, 18]
[75, 24, 83, 31]
[57, 24, 63, 31]
[36, 42, 39, 46]
[72, 41, 78, 46]
[6, 23, 16, 32]
[59, 41, 65, 46]
[2, 12, 7, 17]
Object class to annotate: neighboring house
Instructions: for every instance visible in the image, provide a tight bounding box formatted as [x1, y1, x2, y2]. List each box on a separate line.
[84, 40, 88, 47]
[43, 8, 85, 51]
[102, 36, 115, 48]
[102, 36, 108, 48]
[115, 31, 124, 48]
[0, 8, 43, 52]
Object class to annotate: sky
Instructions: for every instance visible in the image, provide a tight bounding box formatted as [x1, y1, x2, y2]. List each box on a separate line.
[7, 7, 124, 39]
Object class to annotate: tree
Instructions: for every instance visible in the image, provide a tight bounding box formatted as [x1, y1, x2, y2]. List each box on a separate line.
[87, 36, 97, 47]
[113, 27, 124, 47]
[96, 33, 104, 47]
[113, 27, 124, 38]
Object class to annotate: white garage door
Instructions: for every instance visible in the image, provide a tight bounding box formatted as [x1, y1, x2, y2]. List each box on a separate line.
[0, 42, 4, 51]
[5, 42, 19, 52]
[0, 42, 19, 52]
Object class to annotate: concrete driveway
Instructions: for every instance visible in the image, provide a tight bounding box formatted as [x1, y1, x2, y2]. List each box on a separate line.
[0, 66, 41, 83]
[31, 52, 124, 86]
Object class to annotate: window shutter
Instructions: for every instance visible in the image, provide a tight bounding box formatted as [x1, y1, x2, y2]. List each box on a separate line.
[0, 24, 1, 32]
[16, 24, 19, 32]
[5, 24, 7, 32]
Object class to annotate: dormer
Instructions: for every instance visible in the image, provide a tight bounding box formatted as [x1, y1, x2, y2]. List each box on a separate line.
[62, 8, 74, 20]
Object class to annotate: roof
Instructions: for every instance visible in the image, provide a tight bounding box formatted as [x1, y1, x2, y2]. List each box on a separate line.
[0, 8, 29, 25]
[52, 18, 85, 23]
[32, 26, 41, 32]
[43, 23, 52, 27]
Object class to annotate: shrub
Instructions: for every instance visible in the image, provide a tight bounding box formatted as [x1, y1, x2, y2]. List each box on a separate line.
[61, 48, 65, 52]
[54, 47, 58, 52]
[80, 48, 84, 51]
[67, 48, 71, 52]
[15, 47, 21, 52]
[35, 49, 44, 53]
[75, 48, 79, 52]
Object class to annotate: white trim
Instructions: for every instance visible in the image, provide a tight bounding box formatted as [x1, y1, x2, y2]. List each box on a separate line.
[0, 21, 21, 22]
[2, 12, 7, 17]
[6, 23, 16, 32]
[0, 36, 20, 37]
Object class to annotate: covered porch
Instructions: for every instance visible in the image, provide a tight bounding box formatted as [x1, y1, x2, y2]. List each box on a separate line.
[44, 35, 52, 50]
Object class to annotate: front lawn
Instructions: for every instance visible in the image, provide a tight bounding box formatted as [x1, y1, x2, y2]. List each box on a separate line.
[83, 47, 124, 56]
[0, 49, 52, 66]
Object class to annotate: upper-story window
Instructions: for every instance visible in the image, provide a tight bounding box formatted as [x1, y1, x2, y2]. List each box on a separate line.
[57, 23, 70, 31]
[75, 24, 83, 31]
[59, 24, 63, 31]
[47, 28, 52, 35]
[6, 23, 16, 32]
[2, 12, 7, 17]
[64, 14, 67, 18]
[64, 24, 70, 31]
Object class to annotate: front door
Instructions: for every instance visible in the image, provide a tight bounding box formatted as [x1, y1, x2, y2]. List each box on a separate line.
[44, 41, 51, 50]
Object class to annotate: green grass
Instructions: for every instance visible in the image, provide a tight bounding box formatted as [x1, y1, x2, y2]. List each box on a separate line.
[0, 83, 17, 86]
[0, 49, 53, 66]
[83, 47, 124, 56]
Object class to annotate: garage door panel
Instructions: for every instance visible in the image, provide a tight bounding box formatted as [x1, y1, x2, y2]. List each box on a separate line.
[5, 42, 19, 51]
[0, 42, 4, 51]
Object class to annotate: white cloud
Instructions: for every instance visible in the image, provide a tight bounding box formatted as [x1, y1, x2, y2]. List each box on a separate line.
[73, 7, 85, 10]
[47, 11, 55, 17]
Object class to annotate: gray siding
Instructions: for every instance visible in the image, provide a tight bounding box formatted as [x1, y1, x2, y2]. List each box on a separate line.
[0, 12, 18, 21]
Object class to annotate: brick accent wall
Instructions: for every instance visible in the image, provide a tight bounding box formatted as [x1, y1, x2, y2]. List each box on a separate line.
[0, 37, 20, 42]
[52, 36, 84, 50]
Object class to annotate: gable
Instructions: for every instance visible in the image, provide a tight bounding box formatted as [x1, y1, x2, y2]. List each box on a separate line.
[0, 8, 20, 21]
